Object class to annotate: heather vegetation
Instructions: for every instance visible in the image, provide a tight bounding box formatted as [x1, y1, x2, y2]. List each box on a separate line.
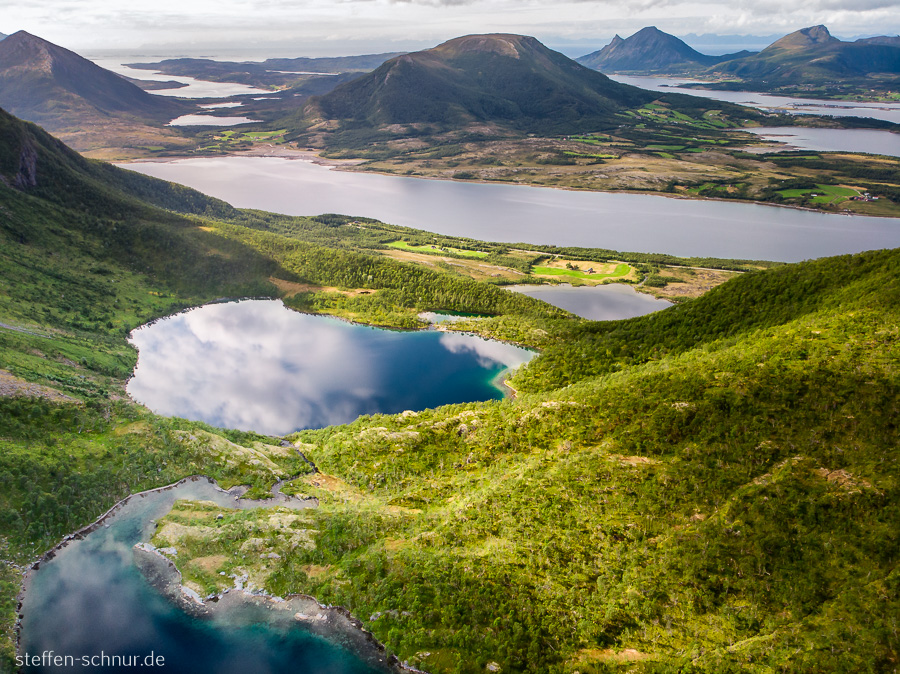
[0, 104, 898, 674]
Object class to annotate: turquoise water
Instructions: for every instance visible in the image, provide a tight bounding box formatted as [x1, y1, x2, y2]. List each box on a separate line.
[19, 479, 390, 673]
[126, 299, 534, 435]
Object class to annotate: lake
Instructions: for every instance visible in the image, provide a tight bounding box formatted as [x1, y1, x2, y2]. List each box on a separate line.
[508, 283, 672, 320]
[126, 300, 533, 436]
[19, 478, 393, 674]
[168, 114, 263, 126]
[611, 75, 900, 124]
[122, 157, 900, 262]
[744, 126, 900, 158]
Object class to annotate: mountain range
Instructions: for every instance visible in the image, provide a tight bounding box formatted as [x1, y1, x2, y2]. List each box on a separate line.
[304, 34, 653, 134]
[577, 26, 753, 74]
[579, 25, 900, 92]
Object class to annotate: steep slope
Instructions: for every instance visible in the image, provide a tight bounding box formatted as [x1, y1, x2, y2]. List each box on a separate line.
[578, 26, 750, 73]
[304, 33, 656, 135]
[709, 25, 900, 83]
[0, 31, 186, 151]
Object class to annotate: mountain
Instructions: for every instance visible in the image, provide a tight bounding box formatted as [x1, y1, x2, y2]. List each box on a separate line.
[0, 33, 6, 41]
[0, 31, 184, 135]
[302, 33, 659, 135]
[708, 25, 900, 83]
[577, 26, 751, 74]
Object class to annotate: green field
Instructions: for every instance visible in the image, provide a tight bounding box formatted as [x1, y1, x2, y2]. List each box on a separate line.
[241, 129, 288, 140]
[777, 183, 860, 204]
[532, 262, 631, 280]
[387, 240, 489, 258]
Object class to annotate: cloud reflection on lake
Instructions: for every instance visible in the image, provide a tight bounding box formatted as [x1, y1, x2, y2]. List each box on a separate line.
[127, 300, 533, 435]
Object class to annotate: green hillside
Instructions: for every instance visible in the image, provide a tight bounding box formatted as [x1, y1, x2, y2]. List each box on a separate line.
[0, 102, 898, 674]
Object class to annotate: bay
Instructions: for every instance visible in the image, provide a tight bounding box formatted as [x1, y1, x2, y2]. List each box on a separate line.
[19, 478, 391, 674]
[743, 126, 900, 157]
[611, 75, 900, 124]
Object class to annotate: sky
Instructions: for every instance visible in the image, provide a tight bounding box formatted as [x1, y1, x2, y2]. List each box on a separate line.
[2, 0, 899, 58]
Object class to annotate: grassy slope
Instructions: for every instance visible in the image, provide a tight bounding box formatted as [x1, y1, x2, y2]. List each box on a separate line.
[1, 107, 898, 673]
[151, 248, 900, 673]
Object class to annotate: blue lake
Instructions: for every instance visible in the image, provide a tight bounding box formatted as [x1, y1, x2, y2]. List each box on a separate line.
[126, 299, 533, 436]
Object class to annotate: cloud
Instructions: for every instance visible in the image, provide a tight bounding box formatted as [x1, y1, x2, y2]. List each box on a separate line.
[2, 0, 898, 52]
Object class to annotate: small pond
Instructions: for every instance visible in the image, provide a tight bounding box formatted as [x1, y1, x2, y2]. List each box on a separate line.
[508, 283, 672, 320]
[126, 300, 534, 436]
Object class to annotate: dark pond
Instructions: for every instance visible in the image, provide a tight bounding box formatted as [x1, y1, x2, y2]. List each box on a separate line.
[126, 300, 533, 436]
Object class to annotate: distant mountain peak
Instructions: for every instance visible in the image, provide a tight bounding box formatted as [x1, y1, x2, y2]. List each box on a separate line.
[577, 25, 728, 72]
[769, 25, 839, 50]
[708, 24, 900, 84]
[431, 33, 544, 60]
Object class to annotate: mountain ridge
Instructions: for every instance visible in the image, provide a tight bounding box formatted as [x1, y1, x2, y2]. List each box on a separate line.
[577, 26, 753, 74]
[707, 25, 900, 85]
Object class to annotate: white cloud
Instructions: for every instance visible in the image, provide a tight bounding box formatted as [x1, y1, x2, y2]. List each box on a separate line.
[1, 0, 898, 53]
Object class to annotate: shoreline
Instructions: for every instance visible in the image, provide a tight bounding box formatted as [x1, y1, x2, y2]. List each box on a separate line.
[16, 474, 426, 674]
[134, 543, 425, 673]
[115, 146, 899, 222]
